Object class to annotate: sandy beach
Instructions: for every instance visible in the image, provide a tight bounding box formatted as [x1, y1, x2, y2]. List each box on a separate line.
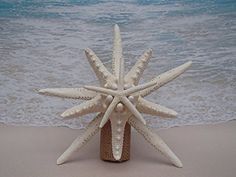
[0, 121, 235, 177]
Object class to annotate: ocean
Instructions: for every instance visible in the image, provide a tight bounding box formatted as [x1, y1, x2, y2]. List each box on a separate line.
[0, 0, 235, 129]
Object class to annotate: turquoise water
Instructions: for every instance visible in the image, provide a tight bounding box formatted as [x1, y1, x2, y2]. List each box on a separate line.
[0, 0, 235, 128]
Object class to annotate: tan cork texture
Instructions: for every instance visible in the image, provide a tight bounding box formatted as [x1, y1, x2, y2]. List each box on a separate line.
[100, 120, 131, 162]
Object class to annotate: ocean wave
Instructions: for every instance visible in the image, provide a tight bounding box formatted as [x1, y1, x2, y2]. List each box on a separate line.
[0, 0, 235, 129]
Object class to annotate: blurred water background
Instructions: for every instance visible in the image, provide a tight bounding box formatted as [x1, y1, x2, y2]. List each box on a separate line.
[0, 0, 235, 129]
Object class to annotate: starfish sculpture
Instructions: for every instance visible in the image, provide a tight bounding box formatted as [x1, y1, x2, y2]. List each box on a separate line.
[39, 24, 192, 168]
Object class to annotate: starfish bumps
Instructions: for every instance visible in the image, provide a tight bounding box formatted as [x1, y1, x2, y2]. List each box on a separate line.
[39, 24, 192, 167]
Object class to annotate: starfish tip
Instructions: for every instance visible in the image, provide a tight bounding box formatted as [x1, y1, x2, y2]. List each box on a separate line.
[84, 48, 90, 52]
[38, 89, 46, 94]
[113, 154, 121, 161]
[114, 24, 119, 29]
[83, 85, 89, 90]
[148, 48, 153, 53]
[99, 123, 104, 129]
[61, 112, 67, 118]
[84, 48, 92, 56]
[186, 61, 192, 66]
[172, 111, 178, 117]
[175, 160, 183, 168]
[56, 158, 64, 165]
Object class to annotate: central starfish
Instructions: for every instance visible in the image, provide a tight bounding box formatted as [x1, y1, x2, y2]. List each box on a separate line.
[39, 24, 192, 167]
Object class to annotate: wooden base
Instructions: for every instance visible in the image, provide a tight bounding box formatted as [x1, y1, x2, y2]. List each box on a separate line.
[100, 120, 131, 162]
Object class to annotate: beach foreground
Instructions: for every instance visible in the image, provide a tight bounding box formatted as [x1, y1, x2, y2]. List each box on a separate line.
[0, 121, 235, 177]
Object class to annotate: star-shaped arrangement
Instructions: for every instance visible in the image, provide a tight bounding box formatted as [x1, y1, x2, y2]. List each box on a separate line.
[39, 24, 192, 168]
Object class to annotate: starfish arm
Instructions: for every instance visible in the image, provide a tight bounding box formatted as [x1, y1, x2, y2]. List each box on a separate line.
[118, 50, 124, 90]
[57, 113, 103, 165]
[137, 97, 178, 118]
[61, 95, 102, 118]
[84, 85, 117, 96]
[84, 48, 114, 85]
[38, 88, 97, 100]
[123, 80, 157, 96]
[110, 115, 130, 160]
[125, 49, 152, 85]
[128, 116, 183, 168]
[121, 97, 146, 125]
[140, 61, 192, 97]
[99, 97, 119, 128]
[112, 24, 123, 78]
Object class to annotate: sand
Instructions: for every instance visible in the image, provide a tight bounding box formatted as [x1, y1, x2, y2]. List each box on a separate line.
[0, 121, 235, 177]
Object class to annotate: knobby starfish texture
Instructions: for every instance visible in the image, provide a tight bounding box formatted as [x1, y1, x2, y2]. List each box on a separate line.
[39, 24, 192, 168]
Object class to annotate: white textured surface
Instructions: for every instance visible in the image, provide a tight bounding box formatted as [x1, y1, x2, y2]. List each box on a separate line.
[39, 24, 188, 164]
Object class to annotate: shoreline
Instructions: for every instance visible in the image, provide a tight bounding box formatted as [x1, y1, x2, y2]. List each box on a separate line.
[0, 121, 235, 177]
[1, 118, 236, 130]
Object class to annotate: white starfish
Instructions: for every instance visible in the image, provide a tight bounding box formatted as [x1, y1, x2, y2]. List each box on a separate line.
[39, 24, 192, 168]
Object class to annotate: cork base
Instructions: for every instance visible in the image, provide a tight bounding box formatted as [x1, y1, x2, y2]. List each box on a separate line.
[100, 120, 131, 162]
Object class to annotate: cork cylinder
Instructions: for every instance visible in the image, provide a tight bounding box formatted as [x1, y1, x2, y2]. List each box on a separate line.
[100, 120, 131, 162]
